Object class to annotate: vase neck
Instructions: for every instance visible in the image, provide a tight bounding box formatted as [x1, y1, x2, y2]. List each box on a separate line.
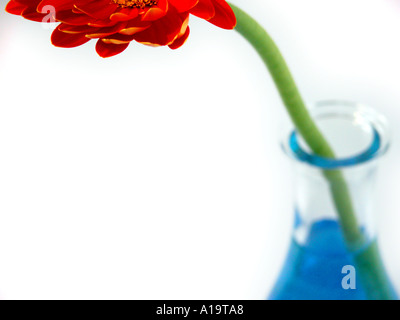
[282, 101, 389, 250]
[292, 160, 379, 248]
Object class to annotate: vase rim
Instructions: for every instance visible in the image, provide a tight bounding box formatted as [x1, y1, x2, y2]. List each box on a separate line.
[281, 100, 390, 169]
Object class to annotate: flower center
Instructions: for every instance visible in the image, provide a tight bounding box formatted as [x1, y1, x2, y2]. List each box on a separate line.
[112, 0, 158, 9]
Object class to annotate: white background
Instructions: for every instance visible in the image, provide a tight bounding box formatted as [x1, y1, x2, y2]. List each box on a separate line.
[0, 0, 400, 299]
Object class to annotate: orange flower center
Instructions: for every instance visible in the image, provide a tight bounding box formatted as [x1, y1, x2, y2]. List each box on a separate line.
[112, 0, 158, 8]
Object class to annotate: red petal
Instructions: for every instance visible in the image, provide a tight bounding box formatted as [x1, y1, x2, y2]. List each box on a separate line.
[110, 8, 139, 22]
[58, 23, 97, 34]
[141, 0, 168, 22]
[96, 39, 129, 58]
[9, 0, 41, 6]
[168, 0, 198, 12]
[21, 6, 47, 22]
[55, 9, 96, 26]
[101, 33, 135, 44]
[37, 0, 75, 12]
[133, 8, 185, 46]
[5, 1, 27, 15]
[51, 27, 91, 48]
[169, 26, 190, 49]
[74, 0, 119, 20]
[207, 0, 236, 29]
[190, 0, 215, 20]
[85, 22, 127, 39]
[119, 19, 151, 35]
[89, 19, 118, 27]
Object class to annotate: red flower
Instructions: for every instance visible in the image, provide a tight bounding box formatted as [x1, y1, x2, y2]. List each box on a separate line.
[5, 0, 236, 57]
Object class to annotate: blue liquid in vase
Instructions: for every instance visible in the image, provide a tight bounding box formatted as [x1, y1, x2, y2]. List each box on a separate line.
[269, 220, 398, 300]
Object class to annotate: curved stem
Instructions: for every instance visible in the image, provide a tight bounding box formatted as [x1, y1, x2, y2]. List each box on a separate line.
[228, 3, 360, 244]
[228, 3, 396, 299]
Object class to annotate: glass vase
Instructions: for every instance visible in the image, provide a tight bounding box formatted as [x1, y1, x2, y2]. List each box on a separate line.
[269, 100, 398, 300]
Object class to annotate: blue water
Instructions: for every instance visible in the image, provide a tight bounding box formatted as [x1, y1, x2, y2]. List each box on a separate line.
[269, 220, 380, 300]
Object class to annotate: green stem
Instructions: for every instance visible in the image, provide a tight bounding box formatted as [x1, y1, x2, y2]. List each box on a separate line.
[228, 3, 360, 244]
[228, 3, 396, 299]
